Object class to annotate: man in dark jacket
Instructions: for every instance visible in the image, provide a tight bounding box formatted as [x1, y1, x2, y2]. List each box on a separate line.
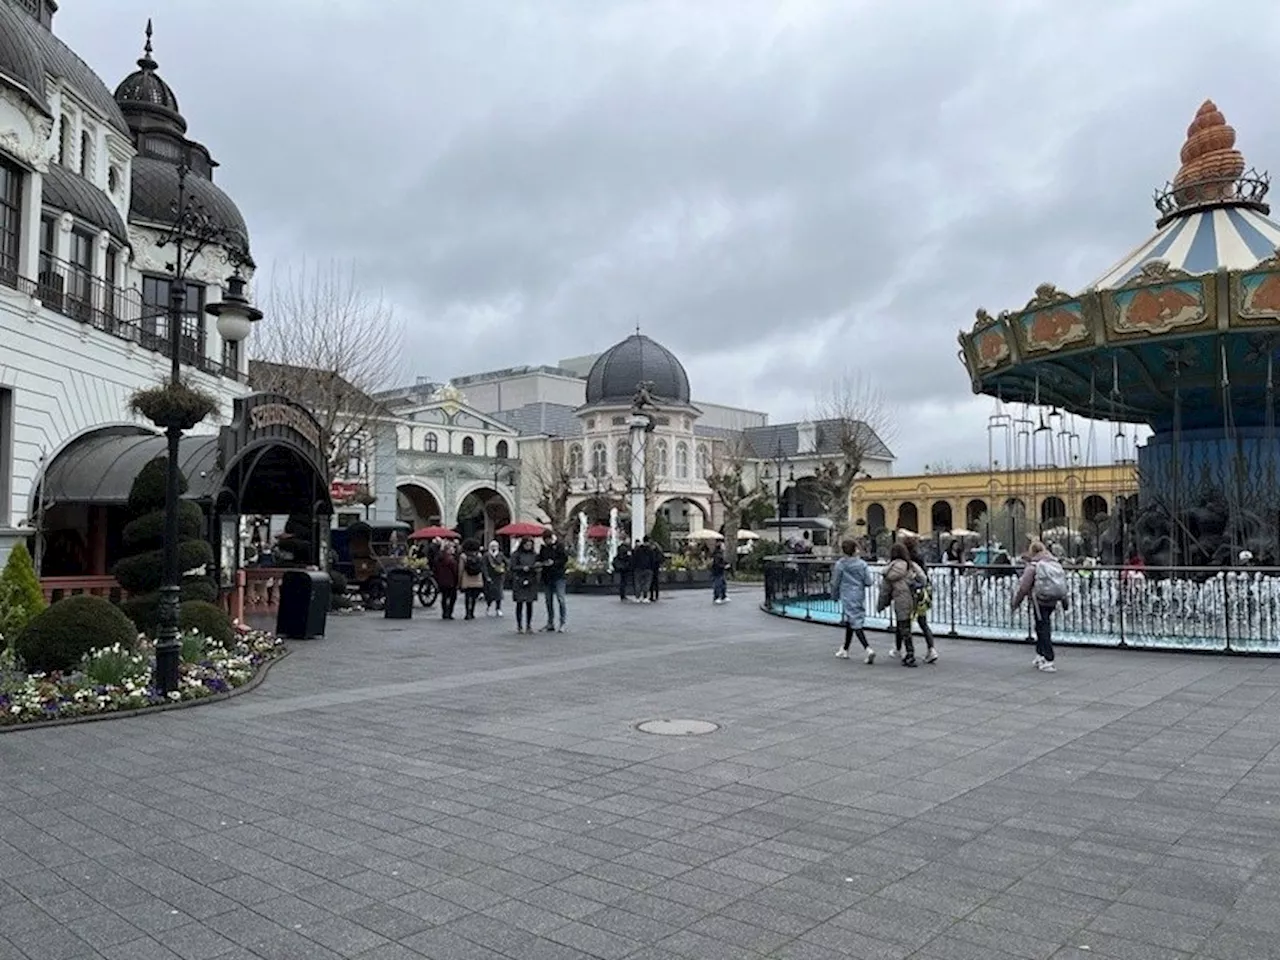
[632, 539, 652, 602]
[538, 530, 569, 631]
[612, 542, 633, 601]
[902, 534, 938, 663]
[647, 537, 665, 602]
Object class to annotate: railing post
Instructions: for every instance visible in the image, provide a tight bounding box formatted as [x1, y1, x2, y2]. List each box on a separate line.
[1223, 572, 1232, 653]
[947, 566, 958, 638]
[1116, 568, 1126, 648]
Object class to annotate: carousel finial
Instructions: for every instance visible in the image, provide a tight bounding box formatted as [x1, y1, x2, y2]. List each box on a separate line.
[1171, 99, 1245, 208]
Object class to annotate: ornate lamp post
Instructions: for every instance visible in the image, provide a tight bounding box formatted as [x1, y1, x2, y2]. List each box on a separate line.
[761, 438, 793, 543]
[145, 162, 260, 693]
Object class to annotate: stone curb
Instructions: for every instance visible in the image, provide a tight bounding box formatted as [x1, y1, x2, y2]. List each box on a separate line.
[0, 647, 291, 734]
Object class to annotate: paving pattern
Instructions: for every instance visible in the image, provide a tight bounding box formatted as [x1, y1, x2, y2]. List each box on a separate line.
[3, 586, 1280, 960]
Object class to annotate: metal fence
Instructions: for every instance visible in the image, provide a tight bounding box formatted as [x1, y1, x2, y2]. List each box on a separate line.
[761, 557, 1280, 654]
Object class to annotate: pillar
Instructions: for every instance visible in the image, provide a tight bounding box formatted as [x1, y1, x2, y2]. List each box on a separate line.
[628, 415, 648, 544]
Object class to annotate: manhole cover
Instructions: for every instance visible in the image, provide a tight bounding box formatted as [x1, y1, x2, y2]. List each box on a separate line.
[636, 719, 719, 736]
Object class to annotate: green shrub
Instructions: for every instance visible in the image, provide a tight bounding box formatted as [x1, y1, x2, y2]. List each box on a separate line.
[178, 600, 234, 648]
[121, 501, 204, 550]
[180, 632, 206, 664]
[114, 541, 214, 596]
[650, 514, 671, 551]
[0, 542, 46, 646]
[15, 596, 137, 674]
[80, 644, 147, 686]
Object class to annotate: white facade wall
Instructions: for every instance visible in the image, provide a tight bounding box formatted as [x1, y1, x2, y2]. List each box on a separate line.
[457, 372, 586, 413]
[695, 401, 768, 431]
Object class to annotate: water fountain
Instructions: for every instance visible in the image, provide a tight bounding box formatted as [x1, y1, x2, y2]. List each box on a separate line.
[607, 506, 620, 568]
[576, 511, 588, 565]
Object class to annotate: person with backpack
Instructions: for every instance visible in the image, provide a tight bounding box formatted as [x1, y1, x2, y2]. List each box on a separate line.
[878, 542, 927, 667]
[612, 541, 634, 602]
[1012, 539, 1069, 672]
[432, 541, 459, 620]
[832, 538, 875, 663]
[710, 543, 730, 604]
[901, 534, 939, 663]
[459, 539, 485, 620]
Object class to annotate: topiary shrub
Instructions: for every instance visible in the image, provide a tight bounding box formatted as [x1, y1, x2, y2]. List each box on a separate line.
[112, 456, 216, 635]
[0, 542, 46, 647]
[15, 595, 137, 674]
[178, 600, 234, 648]
[650, 513, 672, 551]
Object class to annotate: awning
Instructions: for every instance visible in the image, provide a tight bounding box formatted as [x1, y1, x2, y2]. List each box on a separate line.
[39, 430, 221, 506]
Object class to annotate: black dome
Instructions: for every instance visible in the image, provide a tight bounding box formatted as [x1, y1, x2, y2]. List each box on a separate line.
[584, 334, 691, 406]
[114, 20, 187, 137]
[43, 163, 128, 243]
[0, 2, 48, 109]
[130, 156, 250, 256]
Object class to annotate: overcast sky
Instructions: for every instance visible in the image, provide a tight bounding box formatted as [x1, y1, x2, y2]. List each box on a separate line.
[60, 0, 1280, 472]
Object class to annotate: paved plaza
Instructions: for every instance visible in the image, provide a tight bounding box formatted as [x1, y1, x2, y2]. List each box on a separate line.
[3, 589, 1280, 960]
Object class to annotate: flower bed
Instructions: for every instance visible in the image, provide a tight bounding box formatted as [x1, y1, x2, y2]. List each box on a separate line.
[0, 625, 284, 727]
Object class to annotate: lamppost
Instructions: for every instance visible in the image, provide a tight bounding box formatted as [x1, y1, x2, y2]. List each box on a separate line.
[761, 438, 793, 543]
[490, 458, 516, 539]
[147, 162, 260, 693]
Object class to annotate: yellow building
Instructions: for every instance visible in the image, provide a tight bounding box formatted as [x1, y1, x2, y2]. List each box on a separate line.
[850, 464, 1138, 542]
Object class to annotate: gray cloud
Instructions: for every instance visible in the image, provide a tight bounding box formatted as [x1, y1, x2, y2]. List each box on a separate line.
[59, 0, 1280, 470]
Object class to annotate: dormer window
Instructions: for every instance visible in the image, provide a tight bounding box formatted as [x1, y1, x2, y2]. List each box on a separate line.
[79, 130, 93, 179]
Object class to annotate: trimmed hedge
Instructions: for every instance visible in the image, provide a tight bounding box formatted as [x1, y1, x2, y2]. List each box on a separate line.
[121, 501, 204, 550]
[0, 541, 46, 646]
[15, 595, 137, 674]
[178, 600, 234, 648]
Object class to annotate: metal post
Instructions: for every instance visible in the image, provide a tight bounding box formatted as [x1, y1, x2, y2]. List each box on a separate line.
[1223, 572, 1232, 653]
[154, 276, 185, 694]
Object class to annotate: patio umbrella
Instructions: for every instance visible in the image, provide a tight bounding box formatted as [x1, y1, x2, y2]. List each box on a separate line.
[688, 529, 724, 540]
[495, 521, 550, 537]
[736, 529, 761, 540]
[586, 524, 611, 539]
[408, 525, 459, 540]
[947, 528, 979, 539]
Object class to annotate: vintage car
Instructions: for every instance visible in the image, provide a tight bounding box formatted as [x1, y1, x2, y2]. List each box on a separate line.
[330, 521, 438, 609]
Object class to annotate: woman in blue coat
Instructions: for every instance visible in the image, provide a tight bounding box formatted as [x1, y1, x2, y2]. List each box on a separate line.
[831, 539, 876, 664]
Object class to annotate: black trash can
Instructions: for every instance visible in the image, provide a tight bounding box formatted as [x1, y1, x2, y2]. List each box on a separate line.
[276, 570, 330, 639]
[384, 567, 415, 620]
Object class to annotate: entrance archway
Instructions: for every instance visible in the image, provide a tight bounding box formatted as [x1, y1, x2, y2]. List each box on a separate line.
[456, 486, 512, 544]
[930, 500, 953, 533]
[658, 497, 709, 536]
[397, 484, 442, 528]
[965, 499, 987, 529]
[897, 502, 919, 533]
[866, 503, 886, 535]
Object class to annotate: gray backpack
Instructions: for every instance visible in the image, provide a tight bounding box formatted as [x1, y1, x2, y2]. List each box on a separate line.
[1032, 558, 1067, 603]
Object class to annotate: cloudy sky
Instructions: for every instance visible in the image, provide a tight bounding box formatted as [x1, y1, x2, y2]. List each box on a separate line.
[61, 0, 1280, 472]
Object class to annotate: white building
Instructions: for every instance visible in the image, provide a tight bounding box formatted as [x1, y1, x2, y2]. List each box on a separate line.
[0, 7, 327, 575]
[377, 333, 895, 540]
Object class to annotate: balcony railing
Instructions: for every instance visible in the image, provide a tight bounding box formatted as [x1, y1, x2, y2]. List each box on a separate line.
[761, 556, 1280, 654]
[2, 254, 246, 382]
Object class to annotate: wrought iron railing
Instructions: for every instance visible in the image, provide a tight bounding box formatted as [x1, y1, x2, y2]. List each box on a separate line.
[2, 254, 246, 382]
[761, 556, 1280, 654]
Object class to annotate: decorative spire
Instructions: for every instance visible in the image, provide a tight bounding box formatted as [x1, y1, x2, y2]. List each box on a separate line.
[1172, 100, 1245, 207]
[138, 18, 157, 71]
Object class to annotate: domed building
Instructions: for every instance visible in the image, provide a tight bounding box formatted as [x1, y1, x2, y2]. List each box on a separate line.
[0, 6, 329, 580]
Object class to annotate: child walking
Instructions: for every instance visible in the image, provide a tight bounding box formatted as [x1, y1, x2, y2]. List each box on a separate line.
[831, 539, 875, 663]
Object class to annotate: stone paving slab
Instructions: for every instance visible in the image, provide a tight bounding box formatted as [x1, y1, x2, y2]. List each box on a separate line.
[3, 588, 1280, 959]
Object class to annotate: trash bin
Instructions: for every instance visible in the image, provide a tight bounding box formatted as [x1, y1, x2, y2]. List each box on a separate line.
[276, 570, 330, 639]
[384, 568, 415, 620]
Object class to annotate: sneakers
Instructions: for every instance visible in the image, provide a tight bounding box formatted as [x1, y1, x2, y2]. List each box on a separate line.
[1038, 661, 1057, 672]
[721, 597, 731, 603]
[543, 625, 556, 632]
[889, 648, 900, 659]
[902, 656, 918, 668]
[557, 624, 567, 633]
[864, 648, 876, 665]
[835, 648, 849, 659]
[496, 610, 503, 618]
[714, 598, 724, 605]
[1032, 655, 1045, 667]
[924, 648, 938, 664]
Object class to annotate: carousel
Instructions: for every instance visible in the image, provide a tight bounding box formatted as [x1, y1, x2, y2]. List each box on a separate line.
[959, 100, 1280, 567]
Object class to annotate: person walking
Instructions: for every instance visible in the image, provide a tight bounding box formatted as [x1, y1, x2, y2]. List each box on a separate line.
[613, 541, 634, 602]
[509, 536, 539, 634]
[902, 534, 939, 663]
[459, 539, 485, 620]
[648, 537, 665, 602]
[878, 542, 926, 667]
[1012, 538, 1068, 672]
[538, 530, 569, 632]
[710, 543, 730, 604]
[632, 538, 653, 602]
[433, 541, 459, 620]
[832, 538, 875, 663]
[483, 540, 507, 617]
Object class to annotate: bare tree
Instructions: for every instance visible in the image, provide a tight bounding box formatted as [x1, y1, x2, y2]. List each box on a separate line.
[705, 430, 766, 567]
[249, 259, 405, 480]
[810, 374, 897, 538]
[524, 440, 572, 537]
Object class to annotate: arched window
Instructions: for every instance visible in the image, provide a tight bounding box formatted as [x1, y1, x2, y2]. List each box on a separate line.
[695, 444, 710, 479]
[568, 443, 584, 477]
[58, 115, 71, 166]
[591, 441, 608, 477]
[462, 436, 475, 456]
[655, 440, 669, 478]
[495, 440, 509, 459]
[424, 432, 438, 452]
[79, 129, 93, 178]
[675, 442, 689, 479]
[616, 440, 631, 479]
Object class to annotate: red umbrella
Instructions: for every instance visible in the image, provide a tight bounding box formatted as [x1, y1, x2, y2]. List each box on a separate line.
[496, 521, 549, 537]
[408, 525, 460, 540]
[586, 524, 611, 540]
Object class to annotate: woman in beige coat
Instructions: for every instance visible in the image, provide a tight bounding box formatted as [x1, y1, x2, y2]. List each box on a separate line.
[877, 542, 927, 667]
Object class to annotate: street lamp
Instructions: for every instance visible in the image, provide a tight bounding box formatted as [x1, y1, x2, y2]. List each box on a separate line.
[147, 162, 259, 694]
[761, 438, 793, 542]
